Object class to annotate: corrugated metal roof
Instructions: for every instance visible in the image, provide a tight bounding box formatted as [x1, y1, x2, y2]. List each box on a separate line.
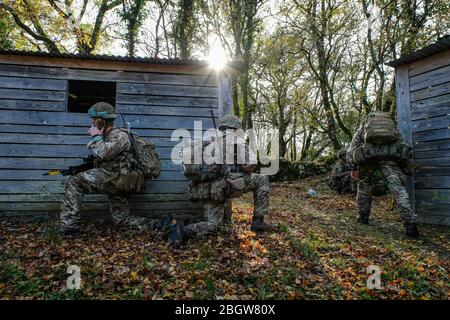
[387, 35, 450, 67]
[0, 49, 210, 66]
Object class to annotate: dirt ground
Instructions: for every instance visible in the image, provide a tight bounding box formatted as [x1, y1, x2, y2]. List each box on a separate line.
[1, 175, 449, 299]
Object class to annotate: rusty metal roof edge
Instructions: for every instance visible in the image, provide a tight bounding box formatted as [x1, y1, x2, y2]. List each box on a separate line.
[386, 35, 450, 67]
[0, 49, 243, 68]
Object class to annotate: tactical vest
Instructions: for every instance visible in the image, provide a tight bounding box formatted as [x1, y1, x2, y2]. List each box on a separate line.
[182, 139, 224, 183]
[353, 142, 412, 166]
[364, 111, 399, 145]
[95, 128, 138, 174]
[94, 128, 144, 193]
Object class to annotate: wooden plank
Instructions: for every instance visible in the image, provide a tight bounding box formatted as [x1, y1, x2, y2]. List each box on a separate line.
[409, 64, 450, 91]
[415, 203, 450, 217]
[409, 50, 450, 77]
[0, 110, 215, 129]
[414, 149, 450, 159]
[415, 176, 450, 188]
[411, 93, 450, 110]
[395, 65, 414, 209]
[413, 128, 450, 142]
[0, 99, 66, 111]
[415, 167, 450, 176]
[411, 114, 450, 133]
[0, 201, 202, 211]
[411, 102, 450, 121]
[416, 214, 450, 226]
[0, 144, 180, 159]
[415, 157, 450, 167]
[0, 88, 66, 101]
[0, 124, 183, 138]
[415, 189, 450, 204]
[116, 94, 217, 108]
[117, 104, 218, 117]
[0, 158, 181, 171]
[218, 71, 232, 118]
[410, 81, 450, 102]
[0, 63, 217, 86]
[117, 83, 217, 98]
[0, 133, 179, 147]
[0, 210, 203, 221]
[0, 76, 66, 90]
[0, 169, 187, 181]
[0, 55, 213, 75]
[0, 180, 189, 194]
[0, 193, 192, 202]
[414, 139, 450, 152]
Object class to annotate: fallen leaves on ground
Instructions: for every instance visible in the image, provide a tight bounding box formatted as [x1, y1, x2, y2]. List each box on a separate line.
[0, 174, 449, 300]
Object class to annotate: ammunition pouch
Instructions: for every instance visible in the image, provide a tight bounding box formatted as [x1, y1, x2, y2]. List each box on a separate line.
[187, 179, 227, 202]
[108, 171, 145, 194]
[353, 143, 412, 165]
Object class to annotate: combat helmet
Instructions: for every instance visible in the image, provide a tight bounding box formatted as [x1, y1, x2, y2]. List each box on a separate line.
[219, 114, 242, 130]
[88, 102, 116, 119]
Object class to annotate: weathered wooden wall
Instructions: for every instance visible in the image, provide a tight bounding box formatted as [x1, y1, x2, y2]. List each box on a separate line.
[0, 58, 219, 221]
[397, 50, 450, 225]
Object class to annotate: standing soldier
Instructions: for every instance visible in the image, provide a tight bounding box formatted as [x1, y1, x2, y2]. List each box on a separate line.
[169, 114, 275, 246]
[347, 111, 419, 238]
[59, 102, 174, 237]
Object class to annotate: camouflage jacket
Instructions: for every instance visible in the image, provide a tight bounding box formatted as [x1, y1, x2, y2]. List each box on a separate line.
[87, 128, 139, 175]
[222, 133, 257, 176]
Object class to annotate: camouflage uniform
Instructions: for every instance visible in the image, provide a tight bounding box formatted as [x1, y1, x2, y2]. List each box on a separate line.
[185, 172, 270, 237]
[329, 149, 356, 194]
[347, 120, 417, 224]
[183, 116, 271, 238]
[60, 119, 158, 233]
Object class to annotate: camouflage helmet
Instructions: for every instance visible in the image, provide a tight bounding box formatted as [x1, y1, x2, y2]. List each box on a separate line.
[219, 114, 242, 130]
[337, 149, 347, 159]
[88, 102, 116, 119]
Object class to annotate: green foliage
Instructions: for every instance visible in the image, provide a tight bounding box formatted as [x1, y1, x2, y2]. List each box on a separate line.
[259, 157, 332, 182]
[172, 0, 200, 59]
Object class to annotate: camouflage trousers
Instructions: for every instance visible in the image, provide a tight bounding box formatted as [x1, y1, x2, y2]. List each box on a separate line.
[60, 168, 157, 232]
[184, 173, 269, 238]
[357, 161, 417, 223]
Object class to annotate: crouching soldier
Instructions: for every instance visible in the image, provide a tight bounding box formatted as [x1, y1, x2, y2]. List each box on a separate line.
[60, 102, 173, 236]
[328, 149, 356, 194]
[168, 115, 276, 246]
[347, 111, 419, 238]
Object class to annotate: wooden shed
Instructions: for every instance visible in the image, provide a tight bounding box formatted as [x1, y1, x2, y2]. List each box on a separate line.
[389, 35, 450, 226]
[0, 50, 234, 221]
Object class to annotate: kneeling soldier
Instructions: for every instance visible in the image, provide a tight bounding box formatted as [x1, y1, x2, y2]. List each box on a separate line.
[59, 102, 173, 236]
[169, 115, 275, 246]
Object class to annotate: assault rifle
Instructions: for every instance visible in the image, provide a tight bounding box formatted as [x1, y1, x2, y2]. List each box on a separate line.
[43, 155, 95, 176]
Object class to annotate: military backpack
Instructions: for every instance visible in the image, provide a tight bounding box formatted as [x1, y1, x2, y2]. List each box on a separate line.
[364, 111, 400, 145]
[119, 129, 161, 179]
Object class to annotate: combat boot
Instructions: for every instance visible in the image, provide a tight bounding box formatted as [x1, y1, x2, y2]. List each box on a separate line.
[59, 228, 80, 237]
[357, 216, 369, 225]
[250, 215, 276, 232]
[404, 223, 419, 238]
[167, 220, 186, 248]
